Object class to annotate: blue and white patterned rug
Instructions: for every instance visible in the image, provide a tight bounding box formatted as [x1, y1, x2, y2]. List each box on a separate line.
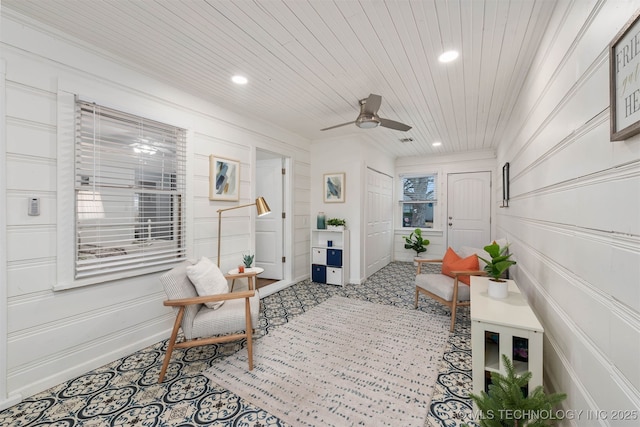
[205, 296, 449, 426]
[0, 262, 478, 426]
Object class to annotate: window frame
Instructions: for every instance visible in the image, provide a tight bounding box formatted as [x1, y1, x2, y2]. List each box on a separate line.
[399, 173, 439, 229]
[55, 92, 188, 290]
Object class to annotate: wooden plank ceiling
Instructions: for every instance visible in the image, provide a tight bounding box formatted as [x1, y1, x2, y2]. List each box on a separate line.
[3, 0, 557, 158]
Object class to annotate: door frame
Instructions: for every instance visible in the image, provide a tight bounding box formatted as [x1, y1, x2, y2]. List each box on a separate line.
[254, 149, 292, 297]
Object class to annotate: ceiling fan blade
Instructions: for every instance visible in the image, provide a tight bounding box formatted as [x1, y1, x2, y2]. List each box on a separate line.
[320, 121, 355, 131]
[379, 118, 412, 131]
[362, 94, 382, 114]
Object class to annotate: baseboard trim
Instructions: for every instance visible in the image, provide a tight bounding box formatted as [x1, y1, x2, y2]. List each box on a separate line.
[0, 393, 23, 412]
[8, 328, 169, 402]
[258, 279, 293, 297]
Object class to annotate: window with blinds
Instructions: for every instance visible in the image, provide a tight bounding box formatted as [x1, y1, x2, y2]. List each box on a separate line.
[75, 100, 186, 279]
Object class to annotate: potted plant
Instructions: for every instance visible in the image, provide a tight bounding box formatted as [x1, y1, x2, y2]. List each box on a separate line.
[403, 228, 429, 261]
[326, 218, 346, 230]
[242, 253, 254, 268]
[466, 354, 566, 427]
[478, 241, 516, 298]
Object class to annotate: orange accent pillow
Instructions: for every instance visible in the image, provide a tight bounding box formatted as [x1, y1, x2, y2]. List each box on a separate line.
[441, 247, 479, 285]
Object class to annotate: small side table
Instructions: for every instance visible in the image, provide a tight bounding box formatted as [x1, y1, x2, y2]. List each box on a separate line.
[227, 267, 264, 291]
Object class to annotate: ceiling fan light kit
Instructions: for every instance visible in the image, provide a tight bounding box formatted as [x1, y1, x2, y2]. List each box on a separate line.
[321, 93, 411, 132]
[355, 114, 380, 128]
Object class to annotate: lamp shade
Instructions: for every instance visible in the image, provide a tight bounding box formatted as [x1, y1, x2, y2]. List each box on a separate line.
[255, 197, 271, 216]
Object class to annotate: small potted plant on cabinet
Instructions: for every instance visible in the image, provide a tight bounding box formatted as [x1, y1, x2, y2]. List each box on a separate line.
[326, 218, 346, 230]
[403, 228, 429, 263]
[478, 241, 516, 299]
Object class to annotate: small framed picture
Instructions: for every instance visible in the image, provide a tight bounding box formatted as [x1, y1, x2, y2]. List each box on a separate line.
[323, 172, 345, 203]
[209, 155, 240, 201]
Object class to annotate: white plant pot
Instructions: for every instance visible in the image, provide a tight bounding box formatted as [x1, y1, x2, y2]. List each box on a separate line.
[327, 225, 345, 231]
[488, 279, 508, 299]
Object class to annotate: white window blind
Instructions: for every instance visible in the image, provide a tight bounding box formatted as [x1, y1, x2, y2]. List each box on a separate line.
[75, 100, 186, 279]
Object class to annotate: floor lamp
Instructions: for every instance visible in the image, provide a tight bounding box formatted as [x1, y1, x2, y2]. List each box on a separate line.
[217, 197, 271, 267]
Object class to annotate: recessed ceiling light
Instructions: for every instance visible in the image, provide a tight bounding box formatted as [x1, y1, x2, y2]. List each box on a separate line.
[231, 75, 248, 85]
[432, 141, 442, 147]
[438, 50, 459, 63]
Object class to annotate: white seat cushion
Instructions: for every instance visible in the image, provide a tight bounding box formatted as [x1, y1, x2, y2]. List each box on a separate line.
[415, 273, 470, 302]
[191, 291, 261, 339]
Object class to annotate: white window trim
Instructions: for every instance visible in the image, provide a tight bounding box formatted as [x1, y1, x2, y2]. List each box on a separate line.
[398, 172, 440, 230]
[56, 91, 188, 290]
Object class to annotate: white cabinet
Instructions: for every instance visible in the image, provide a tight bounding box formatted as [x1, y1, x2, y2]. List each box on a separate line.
[470, 276, 543, 399]
[310, 229, 349, 286]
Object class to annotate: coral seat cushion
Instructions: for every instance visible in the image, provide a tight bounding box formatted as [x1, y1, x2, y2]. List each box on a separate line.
[441, 247, 479, 285]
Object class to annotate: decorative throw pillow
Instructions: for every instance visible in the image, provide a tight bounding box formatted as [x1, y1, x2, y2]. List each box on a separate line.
[186, 256, 229, 309]
[441, 247, 479, 286]
[460, 238, 509, 270]
[459, 246, 488, 269]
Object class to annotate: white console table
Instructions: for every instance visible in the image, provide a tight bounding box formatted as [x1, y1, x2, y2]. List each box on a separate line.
[470, 276, 543, 398]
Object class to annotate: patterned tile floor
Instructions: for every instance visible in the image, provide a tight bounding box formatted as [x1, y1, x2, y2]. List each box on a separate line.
[0, 262, 477, 426]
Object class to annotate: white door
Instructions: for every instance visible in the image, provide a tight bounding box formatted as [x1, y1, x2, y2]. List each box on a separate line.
[256, 157, 284, 279]
[365, 168, 393, 278]
[447, 172, 491, 250]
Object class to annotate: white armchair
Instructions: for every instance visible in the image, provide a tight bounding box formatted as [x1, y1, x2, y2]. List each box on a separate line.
[414, 240, 508, 332]
[158, 259, 260, 382]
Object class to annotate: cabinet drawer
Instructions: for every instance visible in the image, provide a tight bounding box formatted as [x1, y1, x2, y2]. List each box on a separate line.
[326, 267, 342, 285]
[311, 264, 326, 283]
[326, 249, 342, 267]
[312, 247, 326, 265]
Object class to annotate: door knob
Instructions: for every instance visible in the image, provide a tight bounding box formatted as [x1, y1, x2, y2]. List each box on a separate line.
[449, 216, 453, 220]
[449, 222, 453, 226]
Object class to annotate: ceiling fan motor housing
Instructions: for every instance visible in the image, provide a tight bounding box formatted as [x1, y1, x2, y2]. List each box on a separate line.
[320, 94, 409, 131]
[356, 114, 380, 128]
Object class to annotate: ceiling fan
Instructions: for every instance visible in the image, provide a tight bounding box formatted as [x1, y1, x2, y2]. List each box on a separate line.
[321, 94, 411, 132]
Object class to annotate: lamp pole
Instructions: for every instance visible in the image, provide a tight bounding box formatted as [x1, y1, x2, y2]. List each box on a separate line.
[216, 197, 270, 267]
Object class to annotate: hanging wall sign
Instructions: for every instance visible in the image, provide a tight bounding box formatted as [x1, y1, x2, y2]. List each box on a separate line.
[610, 10, 640, 141]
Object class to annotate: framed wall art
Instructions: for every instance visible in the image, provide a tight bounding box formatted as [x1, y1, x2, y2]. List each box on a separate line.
[209, 155, 240, 201]
[323, 172, 345, 203]
[610, 10, 640, 141]
[501, 162, 510, 208]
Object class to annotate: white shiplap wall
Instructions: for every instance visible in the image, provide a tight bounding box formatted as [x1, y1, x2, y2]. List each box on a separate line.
[1, 12, 310, 402]
[310, 134, 396, 284]
[497, 0, 640, 421]
[394, 150, 497, 262]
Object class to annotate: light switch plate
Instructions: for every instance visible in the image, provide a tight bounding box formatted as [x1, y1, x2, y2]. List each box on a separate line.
[28, 197, 40, 216]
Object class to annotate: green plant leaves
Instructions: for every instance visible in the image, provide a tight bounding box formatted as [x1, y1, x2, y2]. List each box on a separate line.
[467, 355, 567, 427]
[403, 228, 429, 256]
[480, 243, 516, 280]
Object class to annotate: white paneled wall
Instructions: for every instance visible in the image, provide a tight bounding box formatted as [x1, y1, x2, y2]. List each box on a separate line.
[497, 0, 640, 422]
[310, 135, 395, 284]
[394, 150, 497, 262]
[1, 13, 310, 403]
